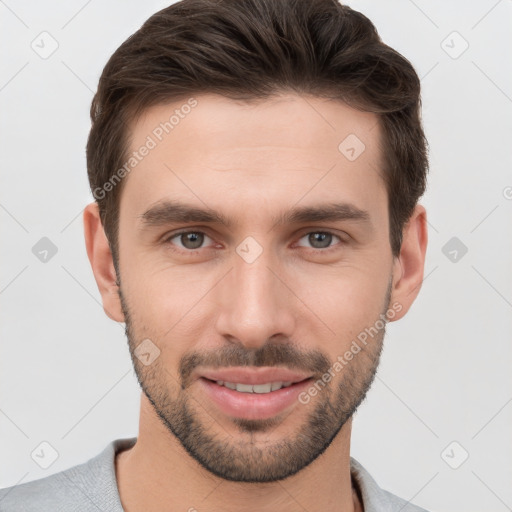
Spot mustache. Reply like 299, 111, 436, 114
179, 340, 331, 388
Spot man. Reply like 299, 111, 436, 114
0, 0, 430, 510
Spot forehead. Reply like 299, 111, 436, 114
120, 92, 385, 222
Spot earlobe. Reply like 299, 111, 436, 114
83, 202, 125, 322
388, 204, 428, 322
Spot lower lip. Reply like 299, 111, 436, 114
198, 377, 313, 420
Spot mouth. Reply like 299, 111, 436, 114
197, 370, 314, 421
202, 378, 308, 394
198, 367, 313, 387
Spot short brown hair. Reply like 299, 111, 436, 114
86, 0, 428, 271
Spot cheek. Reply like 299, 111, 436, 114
295, 268, 389, 340
122, 266, 214, 351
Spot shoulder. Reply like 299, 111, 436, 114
350, 457, 431, 512
380, 489, 430, 512
0, 467, 79, 512
0, 438, 136, 512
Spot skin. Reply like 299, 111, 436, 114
84, 92, 427, 512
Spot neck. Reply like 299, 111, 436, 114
116, 394, 362, 512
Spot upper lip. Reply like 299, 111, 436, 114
198, 367, 313, 385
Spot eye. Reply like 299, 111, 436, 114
295, 231, 345, 251
164, 230, 214, 252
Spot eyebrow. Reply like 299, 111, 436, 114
138, 199, 372, 230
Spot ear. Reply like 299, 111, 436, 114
83, 202, 125, 322
388, 204, 428, 322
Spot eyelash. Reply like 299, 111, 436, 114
162, 229, 347, 255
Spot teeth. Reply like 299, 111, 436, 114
253, 383, 272, 393
214, 381, 294, 393
236, 383, 254, 393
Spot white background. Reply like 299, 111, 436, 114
1, 1, 511, 511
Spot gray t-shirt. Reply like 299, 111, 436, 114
0, 437, 429, 511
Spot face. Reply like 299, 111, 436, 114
116, 93, 397, 482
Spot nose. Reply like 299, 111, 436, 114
214, 245, 297, 350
